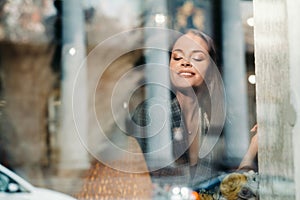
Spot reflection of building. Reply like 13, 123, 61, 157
175, 1, 205, 32
47, 88, 61, 165
168, 0, 212, 35
0, 42, 56, 171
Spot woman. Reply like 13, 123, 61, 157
132, 29, 227, 186
169, 29, 225, 166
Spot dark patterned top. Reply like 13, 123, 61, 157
131, 97, 223, 187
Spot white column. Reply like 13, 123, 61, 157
222, 0, 249, 167
287, 1, 300, 199
59, 0, 89, 170
143, 0, 173, 170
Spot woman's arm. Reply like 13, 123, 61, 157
238, 124, 258, 170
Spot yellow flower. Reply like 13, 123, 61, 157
220, 173, 247, 200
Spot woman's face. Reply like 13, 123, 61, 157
170, 33, 211, 90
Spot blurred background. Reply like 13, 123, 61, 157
0, 0, 256, 198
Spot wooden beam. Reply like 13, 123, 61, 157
254, 0, 295, 199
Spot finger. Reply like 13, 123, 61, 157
250, 124, 258, 132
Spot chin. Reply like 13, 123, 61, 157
171, 76, 204, 90
171, 79, 192, 89
172, 82, 197, 93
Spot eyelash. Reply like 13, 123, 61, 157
192, 58, 204, 61
172, 57, 203, 62
173, 57, 182, 61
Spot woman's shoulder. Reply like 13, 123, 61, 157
132, 97, 180, 127
131, 100, 149, 127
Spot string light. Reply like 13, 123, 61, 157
248, 74, 256, 84
247, 17, 254, 27
154, 13, 166, 24
69, 47, 76, 56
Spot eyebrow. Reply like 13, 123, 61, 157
172, 49, 206, 54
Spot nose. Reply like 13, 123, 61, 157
181, 58, 192, 67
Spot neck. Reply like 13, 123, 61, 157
176, 90, 201, 166
176, 88, 199, 110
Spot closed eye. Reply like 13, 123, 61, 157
173, 56, 183, 61
171, 51, 183, 61
192, 58, 204, 61
191, 54, 206, 62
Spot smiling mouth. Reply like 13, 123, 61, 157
177, 72, 195, 78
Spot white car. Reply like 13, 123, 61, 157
0, 164, 76, 200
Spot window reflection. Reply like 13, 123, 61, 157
0, 0, 265, 199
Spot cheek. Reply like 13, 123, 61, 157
169, 60, 177, 69
193, 61, 210, 76
169, 60, 178, 76
169, 66, 177, 82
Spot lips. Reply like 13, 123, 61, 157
177, 71, 195, 78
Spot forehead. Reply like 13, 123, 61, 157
172, 33, 209, 53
